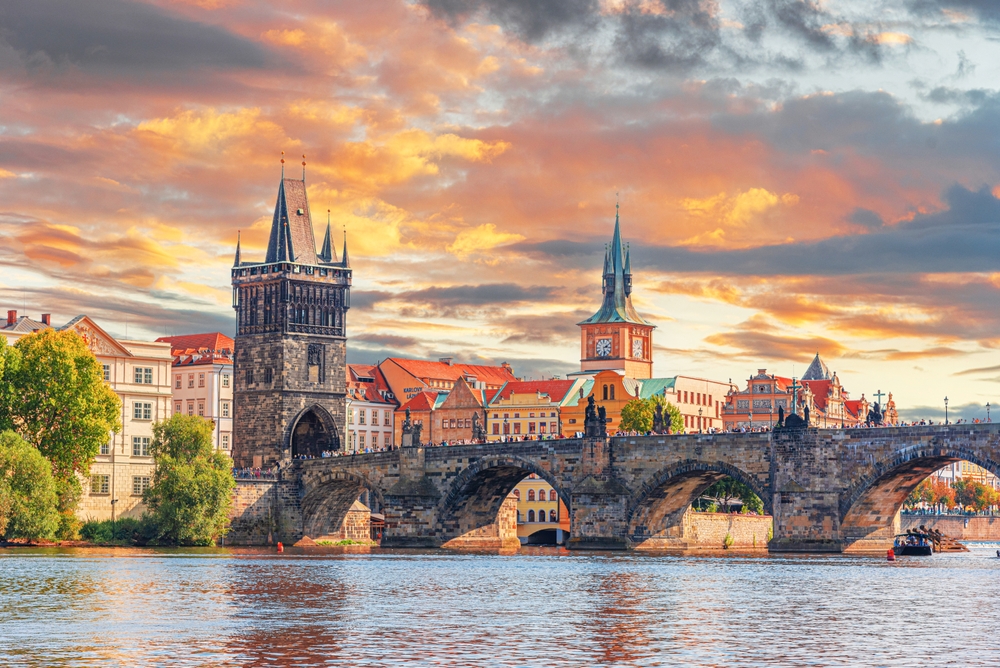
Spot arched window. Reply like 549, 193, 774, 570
527, 510, 535, 522
513, 489, 520, 499
610, 385, 615, 400
528, 489, 535, 501
549, 490, 557, 501
550, 510, 558, 522
602, 385, 608, 400
538, 490, 547, 502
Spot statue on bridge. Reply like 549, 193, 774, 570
803, 405, 810, 427
411, 420, 423, 446
867, 402, 883, 427
653, 403, 665, 433
402, 407, 412, 435
471, 411, 486, 442
777, 405, 785, 428
584, 395, 607, 438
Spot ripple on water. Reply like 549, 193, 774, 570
1, 546, 999, 667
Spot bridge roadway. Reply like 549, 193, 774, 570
248, 423, 1000, 553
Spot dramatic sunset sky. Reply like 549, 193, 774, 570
3, 0, 1000, 418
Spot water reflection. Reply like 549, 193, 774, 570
1, 546, 1000, 666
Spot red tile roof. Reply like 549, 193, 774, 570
802, 380, 833, 410
493, 380, 576, 403
386, 357, 516, 386
398, 391, 439, 412
156, 332, 234, 355
844, 400, 863, 418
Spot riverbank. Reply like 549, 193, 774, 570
902, 515, 1000, 541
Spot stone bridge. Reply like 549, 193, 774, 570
241, 424, 1000, 553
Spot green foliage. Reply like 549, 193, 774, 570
316, 539, 371, 546
905, 479, 935, 508
143, 415, 235, 546
953, 478, 998, 512
767, 525, 773, 542
618, 396, 684, 434
0, 430, 60, 540
80, 517, 147, 544
0, 329, 121, 481
723, 532, 734, 549
703, 476, 764, 514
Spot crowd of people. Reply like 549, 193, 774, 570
232, 466, 278, 479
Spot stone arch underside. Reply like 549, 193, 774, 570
288, 404, 340, 459
436, 455, 570, 549
838, 444, 1000, 552
299, 470, 384, 540
627, 460, 771, 550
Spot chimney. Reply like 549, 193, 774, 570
6, 310, 15, 327
501, 362, 512, 372
41, 314, 51, 326
439, 357, 453, 366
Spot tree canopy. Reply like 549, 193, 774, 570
619, 396, 684, 434
701, 477, 764, 514
143, 414, 235, 546
0, 329, 121, 481
0, 430, 60, 540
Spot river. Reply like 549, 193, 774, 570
2, 545, 999, 667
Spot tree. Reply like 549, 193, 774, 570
144, 414, 235, 545
0, 430, 60, 540
905, 479, 934, 508
953, 479, 996, 512
618, 396, 684, 434
931, 480, 956, 508
0, 329, 121, 481
702, 477, 764, 514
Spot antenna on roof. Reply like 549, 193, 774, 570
280, 151, 285, 179
302, 154, 306, 181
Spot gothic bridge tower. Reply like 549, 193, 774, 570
578, 205, 655, 379
231, 164, 351, 467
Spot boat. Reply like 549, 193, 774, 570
893, 532, 933, 556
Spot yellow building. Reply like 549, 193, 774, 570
512, 474, 569, 545
486, 379, 587, 441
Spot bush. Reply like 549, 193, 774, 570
80, 517, 147, 544
0, 430, 60, 540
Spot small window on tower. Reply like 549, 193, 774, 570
297, 208, 304, 215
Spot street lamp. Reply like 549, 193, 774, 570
988, 402, 991, 423
698, 407, 704, 433
944, 396, 949, 425
503, 416, 509, 442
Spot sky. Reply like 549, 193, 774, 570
3, 0, 1000, 420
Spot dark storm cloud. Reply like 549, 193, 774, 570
613, 2, 720, 70
908, 0, 1000, 23
0, 0, 269, 76
422, 0, 599, 42
400, 283, 557, 307
767, 0, 836, 51
351, 290, 394, 310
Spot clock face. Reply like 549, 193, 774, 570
596, 338, 612, 357
632, 338, 643, 358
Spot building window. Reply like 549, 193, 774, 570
132, 476, 151, 496
188, 374, 195, 388
359, 410, 366, 425
349, 409, 354, 424
222, 374, 230, 388
550, 490, 558, 501
100, 442, 110, 456
133, 402, 152, 420
175, 375, 181, 389
187, 401, 194, 416
610, 385, 615, 400
737, 400, 749, 410
464, 418, 471, 428
492, 423, 500, 435
513, 423, 521, 435
103, 365, 111, 382
359, 433, 366, 449
450, 419, 456, 428
221, 433, 230, 449
132, 436, 150, 457
264, 368, 273, 384
514, 413, 520, 419
384, 412, 391, 426
198, 373, 205, 388
134, 367, 153, 384
371, 409, 379, 426
221, 401, 230, 418
245, 369, 253, 384
198, 401, 205, 417
441, 419, 447, 429
513, 489, 520, 499
550, 510, 558, 522
91, 474, 110, 495
529, 422, 536, 434
539, 423, 547, 434
602, 385, 608, 400
529, 412, 535, 418
527, 510, 535, 522
528, 489, 535, 501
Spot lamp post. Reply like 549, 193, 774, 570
503, 416, 509, 442
988, 402, 991, 423
944, 396, 949, 425
698, 407, 704, 433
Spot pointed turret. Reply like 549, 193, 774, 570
624, 243, 632, 297
578, 204, 650, 326
233, 230, 242, 267
265, 178, 320, 265
801, 353, 832, 381
341, 230, 350, 268
319, 210, 337, 263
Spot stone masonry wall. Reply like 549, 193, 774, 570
682, 512, 772, 550
441, 494, 519, 549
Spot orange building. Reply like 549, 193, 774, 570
434, 377, 497, 444
486, 379, 586, 440
378, 356, 516, 403
577, 206, 655, 380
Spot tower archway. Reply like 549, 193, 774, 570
289, 405, 340, 458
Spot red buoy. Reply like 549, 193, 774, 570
887, 548, 895, 561
277, 542, 284, 553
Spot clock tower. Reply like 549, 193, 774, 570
578, 205, 655, 379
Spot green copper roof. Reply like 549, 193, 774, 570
637, 377, 677, 399
578, 207, 652, 327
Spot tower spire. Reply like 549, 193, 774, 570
319, 209, 336, 263
302, 154, 306, 181
342, 226, 350, 268
233, 230, 241, 267
280, 151, 285, 179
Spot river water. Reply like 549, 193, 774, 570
2, 545, 999, 667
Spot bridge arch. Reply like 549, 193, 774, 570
299, 467, 385, 540
627, 460, 771, 548
287, 404, 341, 459
839, 442, 1000, 550
437, 455, 570, 547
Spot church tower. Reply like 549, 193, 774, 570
578, 205, 655, 379
231, 161, 351, 467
